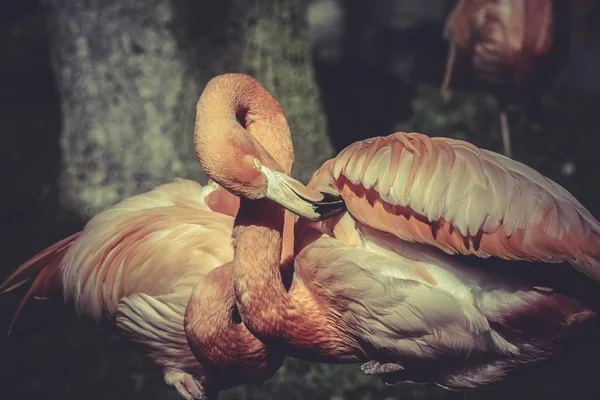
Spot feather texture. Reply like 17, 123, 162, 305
273, 130, 600, 388
324, 132, 600, 282
1, 179, 236, 400
296, 234, 520, 361
60, 180, 233, 321
293, 211, 596, 389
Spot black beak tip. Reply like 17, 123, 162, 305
320, 192, 344, 203
310, 192, 346, 221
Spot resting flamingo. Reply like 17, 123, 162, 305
1, 179, 242, 400
194, 74, 600, 391
0, 74, 339, 400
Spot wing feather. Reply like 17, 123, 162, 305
60, 179, 234, 321
324, 132, 600, 281
116, 292, 203, 374
296, 235, 518, 360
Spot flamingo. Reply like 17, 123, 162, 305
0, 74, 341, 400
194, 75, 600, 392
440, 0, 567, 158
1, 179, 258, 400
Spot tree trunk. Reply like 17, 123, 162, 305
236, 0, 336, 183
45, 0, 334, 218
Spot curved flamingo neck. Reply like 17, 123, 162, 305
194, 73, 293, 175
195, 74, 356, 361
195, 74, 297, 267
232, 198, 287, 303
231, 196, 301, 331
184, 263, 282, 389
232, 199, 359, 362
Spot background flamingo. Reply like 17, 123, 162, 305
194, 74, 600, 392
440, 0, 569, 158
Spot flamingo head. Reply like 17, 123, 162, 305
259, 161, 346, 222
194, 73, 346, 222
197, 123, 344, 221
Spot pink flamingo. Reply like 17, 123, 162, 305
194, 75, 600, 392
2, 179, 243, 400
441, 0, 560, 158
1, 74, 336, 400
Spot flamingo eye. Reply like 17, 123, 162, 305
253, 159, 262, 169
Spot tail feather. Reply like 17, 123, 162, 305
0, 232, 81, 334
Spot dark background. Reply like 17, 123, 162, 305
2, 0, 600, 399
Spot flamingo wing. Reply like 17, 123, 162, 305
116, 291, 208, 399
60, 178, 234, 321
2, 178, 234, 400
294, 234, 518, 363
318, 132, 600, 281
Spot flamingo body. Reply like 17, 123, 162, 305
1, 177, 284, 399
288, 132, 600, 387
192, 74, 600, 392
293, 212, 595, 388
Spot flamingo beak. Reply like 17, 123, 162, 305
261, 166, 346, 221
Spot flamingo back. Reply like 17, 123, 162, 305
295, 214, 596, 389
314, 132, 600, 282
2, 178, 236, 399
60, 178, 234, 321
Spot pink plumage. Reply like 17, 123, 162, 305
324, 132, 600, 281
